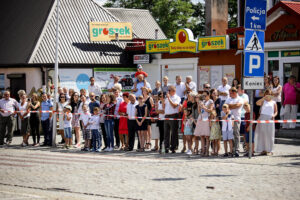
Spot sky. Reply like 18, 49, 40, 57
95, 0, 205, 6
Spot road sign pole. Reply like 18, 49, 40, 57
249, 91, 253, 159
52, 0, 60, 147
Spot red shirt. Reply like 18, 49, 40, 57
245, 112, 256, 132
135, 71, 148, 78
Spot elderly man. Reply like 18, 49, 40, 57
40, 93, 53, 146
131, 74, 151, 98
175, 75, 186, 103
164, 85, 181, 153
127, 94, 139, 151
217, 77, 231, 108
184, 76, 197, 94
162, 76, 170, 93
88, 77, 102, 99
225, 87, 244, 157
107, 75, 122, 92
0, 91, 18, 145
282, 75, 300, 129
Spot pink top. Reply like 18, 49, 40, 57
282, 82, 300, 105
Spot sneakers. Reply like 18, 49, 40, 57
108, 147, 114, 152
104, 147, 113, 152
33, 143, 40, 147
96, 148, 102, 152
186, 150, 192, 155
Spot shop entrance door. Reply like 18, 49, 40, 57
283, 62, 300, 83
7, 74, 26, 102
283, 61, 300, 118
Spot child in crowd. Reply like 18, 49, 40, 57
183, 109, 193, 155
135, 95, 148, 152
63, 105, 73, 149
133, 64, 147, 89
244, 103, 256, 157
209, 110, 222, 156
80, 104, 92, 151
89, 107, 102, 152
221, 104, 234, 157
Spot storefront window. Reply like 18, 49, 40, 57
268, 60, 279, 77
0, 74, 4, 93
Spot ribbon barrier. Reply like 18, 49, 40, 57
1, 110, 300, 124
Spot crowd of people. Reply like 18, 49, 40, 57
0, 65, 299, 157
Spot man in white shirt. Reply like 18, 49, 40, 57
88, 77, 102, 99
184, 76, 197, 94
107, 76, 122, 92
131, 74, 151, 98
175, 75, 186, 103
217, 77, 231, 108
0, 91, 18, 145
225, 87, 244, 157
127, 94, 138, 151
164, 85, 181, 153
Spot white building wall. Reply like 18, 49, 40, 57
0, 68, 42, 93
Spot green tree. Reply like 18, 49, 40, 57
228, 0, 237, 28
104, 0, 196, 38
190, 2, 205, 37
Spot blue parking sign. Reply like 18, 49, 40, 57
244, 52, 264, 77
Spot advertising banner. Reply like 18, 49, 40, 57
89, 22, 132, 41
169, 29, 197, 54
94, 68, 136, 91
59, 69, 92, 93
146, 39, 170, 53
198, 36, 229, 51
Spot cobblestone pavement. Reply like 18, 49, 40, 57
0, 136, 299, 200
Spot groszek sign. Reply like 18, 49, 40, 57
146, 39, 170, 53
169, 29, 197, 54
89, 22, 132, 41
197, 36, 229, 51
243, 77, 264, 90
133, 54, 150, 64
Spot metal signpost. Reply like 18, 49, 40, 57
52, 0, 60, 147
244, 0, 267, 158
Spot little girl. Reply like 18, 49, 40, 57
63, 105, 73, 149
183, 109, 193, 155
135, 95, 148, 152
209, 110, 222, 156
221, 104, 234, 157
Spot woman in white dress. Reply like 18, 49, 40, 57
255, 89, 278, 155
57, 94, 68, 144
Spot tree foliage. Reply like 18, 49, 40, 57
104, 0, 198, 38
104, 0, 236, 38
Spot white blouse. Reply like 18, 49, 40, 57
261, 100, 276, 116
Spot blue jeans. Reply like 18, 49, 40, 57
64, 127, 72, 139
91, 129, 102, 150
105, 119, 114, 148
41, 119, 52, 145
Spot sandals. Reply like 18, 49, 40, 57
145, 143, 151, 149
151, 147, 159, 152
181, 147, 186, 153
136, 148, 145, 152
